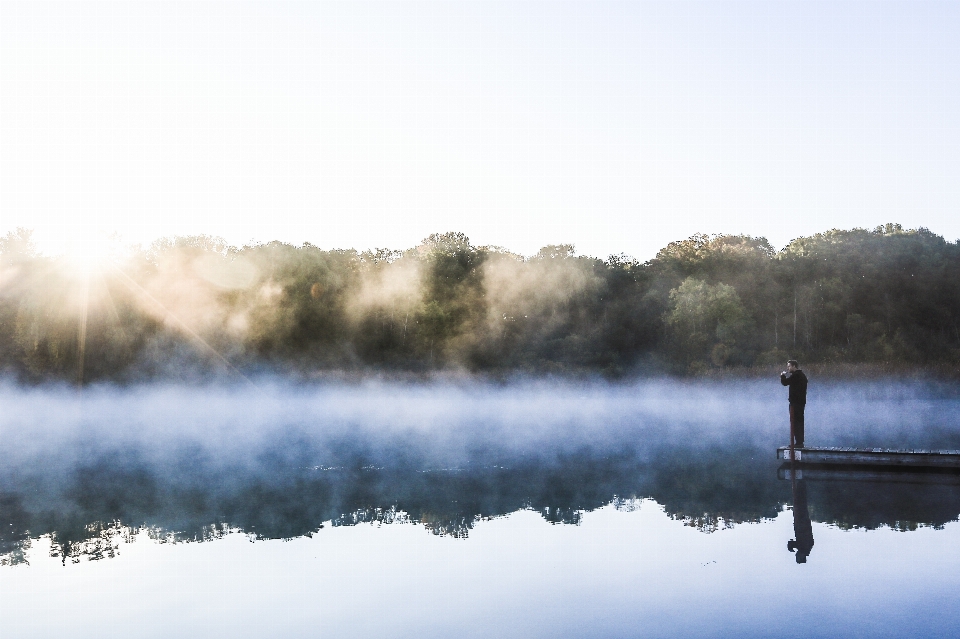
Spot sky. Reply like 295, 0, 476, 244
1, 1, 958, 261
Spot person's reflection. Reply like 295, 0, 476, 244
787, 475, 814, 563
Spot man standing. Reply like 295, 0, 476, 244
780, 360, 808, 447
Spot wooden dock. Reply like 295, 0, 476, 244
777, 446, 960, 468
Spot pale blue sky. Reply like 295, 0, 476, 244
1, 1, 958, 260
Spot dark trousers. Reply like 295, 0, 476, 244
790, 403, 806, 447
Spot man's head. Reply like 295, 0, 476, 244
787, 360, 799, 372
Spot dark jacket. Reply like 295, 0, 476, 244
780, 370, 808, 405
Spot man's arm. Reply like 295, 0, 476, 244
780, 372, 791, 386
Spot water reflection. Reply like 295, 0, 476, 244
2, 379, 959, 566
787, 477, 814, 563
778, 463, 960, 531
6, 441, 960, 566
0, 444, 783, 564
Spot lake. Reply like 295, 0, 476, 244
2, 378, 960, 638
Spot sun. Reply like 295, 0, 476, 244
58, 230, 119, 280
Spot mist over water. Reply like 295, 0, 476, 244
4, 376, 959, 467
2, 376, 960, 565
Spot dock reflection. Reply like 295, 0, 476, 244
778, 463, 960, 485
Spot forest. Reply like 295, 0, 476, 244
1, 223, 958, 382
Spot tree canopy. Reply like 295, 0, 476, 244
1, 224, 958, 381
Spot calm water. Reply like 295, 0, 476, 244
2, 378, 960, 638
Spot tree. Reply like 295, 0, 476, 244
666, 278, 750, 368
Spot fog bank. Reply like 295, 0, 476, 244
2, 378, 960, 564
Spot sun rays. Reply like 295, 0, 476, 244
33, 231, 256, 389
53, 231, 117, 386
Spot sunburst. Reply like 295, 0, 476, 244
58, 230, 118, 282
51, 230, 123, 385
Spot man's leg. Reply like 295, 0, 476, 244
789, 404, 796, 447
794, 403, 805, 447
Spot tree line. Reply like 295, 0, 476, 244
1, 223, 958, 382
